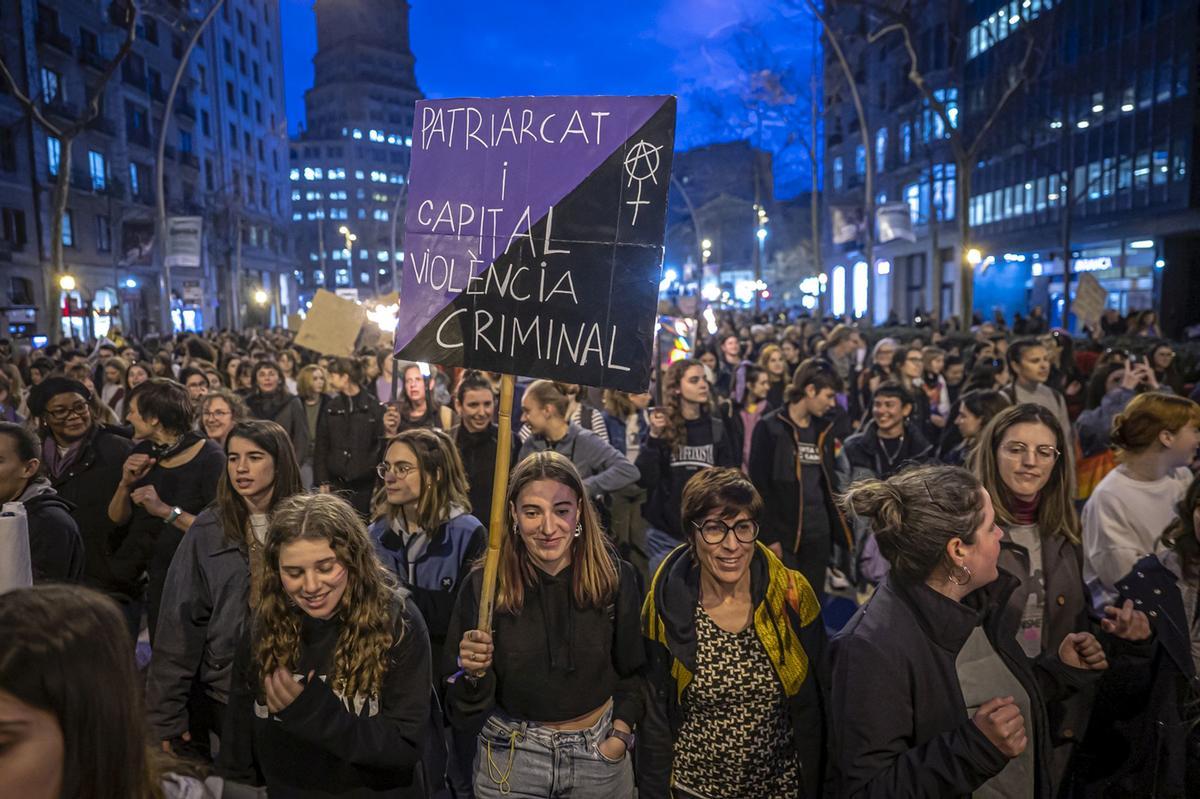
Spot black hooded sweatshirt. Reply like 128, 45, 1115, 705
17, 478, 84, 583
635, 413, 738, 540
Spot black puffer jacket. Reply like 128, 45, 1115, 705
313, 390, 385, 485
44, 425, 136, 598
19, 478, 84, 583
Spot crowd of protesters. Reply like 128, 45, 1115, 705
0, 302, 1197, 798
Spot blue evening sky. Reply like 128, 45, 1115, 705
279, 0, 817, 195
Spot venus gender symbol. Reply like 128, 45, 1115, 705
623, 140, 663, 226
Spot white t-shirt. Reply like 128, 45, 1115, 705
1082, 464, 1193, 607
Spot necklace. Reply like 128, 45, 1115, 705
879, 435, 905, 469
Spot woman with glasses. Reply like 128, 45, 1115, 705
972, 404, 1152, 785
147, 420, 304, 762
447, 451, 644, 799
26, 377, 138, 630
892, 343, 933, 437
200, 389, 251, 449
371, 428, 485, 659
1148, 342, 1185, 396
640, 467, 829, 799
371, 427, 486, 797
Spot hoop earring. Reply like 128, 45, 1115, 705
574, 523, 583, 539
948, 562, 972, 586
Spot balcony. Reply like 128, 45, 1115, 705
121, 61, 145, 90
149, 83, 168, 104
35, 22, 73, 55
87, 115, 117, 136
175, 99, 196, 119
181, 152, 199, 169
78, 48, 107, 72
163, 144, 177, 161
102, 177, 126, 199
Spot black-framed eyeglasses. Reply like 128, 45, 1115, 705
45, 402, 90, 421
693, 518, 760, 544
376, 462, 418, 480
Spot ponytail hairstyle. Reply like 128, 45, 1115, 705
255, 493, 399, 700
455, 369, 494, 405
971, 403, 1079, 543
1110, 392, 1200, 459
524, 379, 572, 419
840, 464, 987, 582
493, 451, 617, 614
374, 427, 472, 529
662, 358, 710, 451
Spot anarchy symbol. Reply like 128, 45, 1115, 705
623, 140, 662, 226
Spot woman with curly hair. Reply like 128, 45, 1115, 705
447, 451, 645, 798
218, 492, 433, 797
636, 359, 738, 576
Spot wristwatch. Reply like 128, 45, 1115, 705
606, 727, 635, 751
163, 506, 183, 525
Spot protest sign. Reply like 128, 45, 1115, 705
1072, 272, 1107, 328
295, 289, 366, 357
394, 95, 677, 392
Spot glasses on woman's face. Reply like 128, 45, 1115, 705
376, 462, 418, 480
999, 442, 1060, 462
694, 518, 760, 545
202, 409, 231, 420
45, 402, 90, 422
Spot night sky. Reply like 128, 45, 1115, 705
279, 0, 817, 195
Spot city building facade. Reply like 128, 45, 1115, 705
821, 0, 1200, 336
288, 0, 422, 308
0, 0, 294, 342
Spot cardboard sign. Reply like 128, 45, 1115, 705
393, 95, 677, 392
1073, 272, 1107, 327
295, 289, 366, 357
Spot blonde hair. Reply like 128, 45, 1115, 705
296, 364, 327, 401
524, 380, 572, 418
374, 428, 472, 530
255, 494, 400, 699
493, 451, 618, 614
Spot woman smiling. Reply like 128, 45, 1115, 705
219, 492, 433, 797
446, 451, 644, 798
146, 420, 304, 762
639, 467, 829, 799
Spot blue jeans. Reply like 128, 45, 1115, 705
646, 526, 684, 579
473, 706, 633, 798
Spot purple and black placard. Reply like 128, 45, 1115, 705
394, 95, 676, 392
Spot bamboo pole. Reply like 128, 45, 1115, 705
476, 373, 515, 631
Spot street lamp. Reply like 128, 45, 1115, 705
966, 248, 983, 266
58, 274, 77, 291
253, 289, 269, 306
